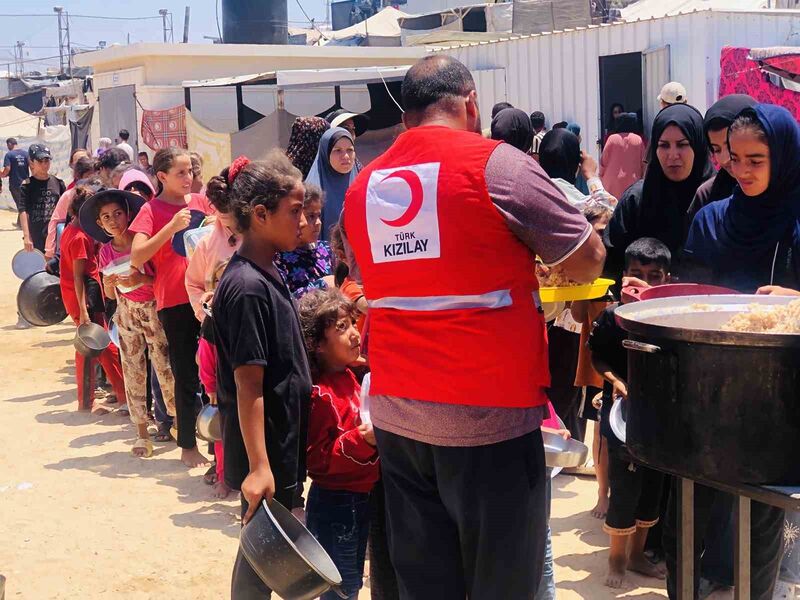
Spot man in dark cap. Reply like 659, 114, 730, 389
19, 144, 65, 253
343, 54, 605, 598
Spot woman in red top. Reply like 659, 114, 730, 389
59, 182, 126, 410
130, 148, 210, 468
299, 288, 378, 600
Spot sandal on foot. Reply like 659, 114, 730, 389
153, 424, 173, 443
203, 465, 218, 486
117, 404, 130, 416
132, 438, 153, 458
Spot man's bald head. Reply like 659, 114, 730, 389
402, 55, 476, 115
401, 55, 480, 131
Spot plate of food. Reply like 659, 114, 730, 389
538, 276, 615, 303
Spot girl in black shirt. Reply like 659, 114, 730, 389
209, 152, 312, 599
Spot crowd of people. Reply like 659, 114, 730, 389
3, 54, 800, 600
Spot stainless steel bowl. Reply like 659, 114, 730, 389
196, 404, 222, 443
609, 397, 627, 444
543, 431, 589, 468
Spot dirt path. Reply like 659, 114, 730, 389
0, 208, 717, 599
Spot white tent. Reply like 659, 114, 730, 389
320, 7, 408, 47
621, 0, 766, 21
0, 105, 41, 139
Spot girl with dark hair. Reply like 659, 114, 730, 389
185, 162, 241, 323
274, 183, 333, 298
209, 151, 311, 598
130, 147, 211, 468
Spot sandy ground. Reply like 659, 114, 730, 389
0, 208, 725, 599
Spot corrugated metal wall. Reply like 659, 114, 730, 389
438, 10, 800, 154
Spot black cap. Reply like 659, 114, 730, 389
28, 144, 51, 160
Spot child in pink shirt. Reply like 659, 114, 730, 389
79, 186, 177, 457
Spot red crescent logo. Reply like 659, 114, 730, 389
379, 169, 424, 227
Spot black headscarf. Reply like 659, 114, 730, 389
538, 129, 581, 185
606, 103, 714, 260
615, 112, 639, 134
703, 94, 757, 202
685, 104, 800, 292
490, 108, 534, 154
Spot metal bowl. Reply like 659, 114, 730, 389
239, 499, 345, 600
196, 404, 222, 443
609, 397, 627, 444
12, 249, 46, 280
543, 431, 589, 468
73, 323, 111, 358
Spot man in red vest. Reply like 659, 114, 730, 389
344, 55, 606, 598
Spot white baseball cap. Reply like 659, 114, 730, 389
657, 82, 688, 105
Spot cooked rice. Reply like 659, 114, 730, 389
537, 268, 582, 288
722, 299, 800, 333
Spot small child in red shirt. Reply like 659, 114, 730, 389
298, 288, 379, 600
59, 182, 126, 410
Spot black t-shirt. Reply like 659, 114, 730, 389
20, 175, 65, 223
212, 253, 312, 492
587, 304, 627, 448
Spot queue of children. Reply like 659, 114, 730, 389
24, 77, 800, 600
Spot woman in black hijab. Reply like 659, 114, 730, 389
490, 107, 534, 154
604, 103, 714, 276
539, 128, 582, 184
687, 94, 756, 223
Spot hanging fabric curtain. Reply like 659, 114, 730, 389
140, 104, 188, 151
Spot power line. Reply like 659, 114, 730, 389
69, 14, 162, 21
0, 12, 161, 21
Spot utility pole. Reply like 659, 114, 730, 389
183, 6, 190, 43
15, 41, 25, 77
53, 6, 72, 77
159, 9, 174, 43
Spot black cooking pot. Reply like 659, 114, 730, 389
16, 271, 67, 327
239, 499, 345, 600
616, 295, 800, 485
74, 323, 111, 358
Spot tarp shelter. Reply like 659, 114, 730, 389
183, 65, 409, 135
0, 89, 45, 114
0, 105, 42, 139
621, 0, 766, 20
719, 46, 800, 121
398, 3, 513, 45
320, 7, 408, 46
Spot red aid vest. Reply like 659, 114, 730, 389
344, 126, 549, 409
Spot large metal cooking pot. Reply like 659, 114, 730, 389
239, 499, 346, 600
16, 271, 67, 327
616, 294, 800, 485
